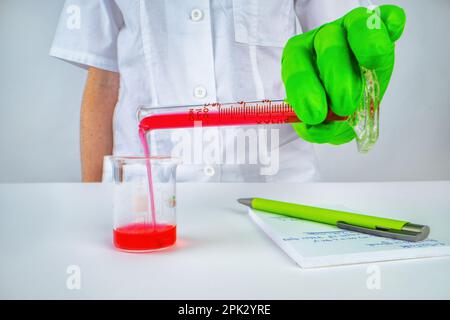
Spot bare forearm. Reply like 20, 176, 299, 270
80, 67, 119, 182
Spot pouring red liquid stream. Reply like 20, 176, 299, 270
114, 101, 345, 251
139, 128, 157, 228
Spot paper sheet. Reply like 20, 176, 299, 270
249, 208, 450, 268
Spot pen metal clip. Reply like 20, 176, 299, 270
337, 222, 430, 242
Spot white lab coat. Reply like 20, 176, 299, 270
50, 0, 360, 182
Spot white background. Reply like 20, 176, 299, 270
0, 0, 449, 182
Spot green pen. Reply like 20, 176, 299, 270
238, 198, 430, 242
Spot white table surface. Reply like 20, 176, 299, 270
0, 181, 449, 299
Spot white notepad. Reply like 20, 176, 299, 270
249, 208, 450, 268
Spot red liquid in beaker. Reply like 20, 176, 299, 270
113, 223, 176, 251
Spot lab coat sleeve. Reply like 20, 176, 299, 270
49, 0, 123, 72
294, 0, 362, 32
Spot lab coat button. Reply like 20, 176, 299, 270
194, 86, 207, 98
190, 9, 204, 22
203, 166, 215, 176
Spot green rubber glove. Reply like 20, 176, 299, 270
281, 5, 406, 145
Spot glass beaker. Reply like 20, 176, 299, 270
111, 156, 180, 252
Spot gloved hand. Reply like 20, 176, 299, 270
282, 5, 406, 145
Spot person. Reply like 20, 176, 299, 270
50, 0, 405, 182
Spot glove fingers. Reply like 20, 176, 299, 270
282, 32, 328, 125
379, 5, 406, 42
343, 7, 394, 70
292, 122, 355, 145
314, 23, 363, 117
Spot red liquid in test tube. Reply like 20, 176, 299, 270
138, 100, 345, 132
